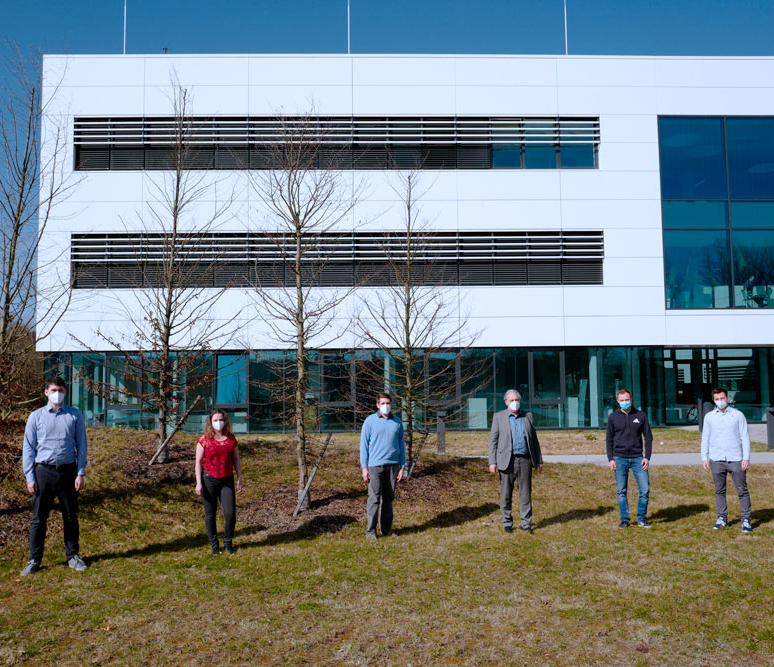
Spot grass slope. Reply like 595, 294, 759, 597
1, 428, 773, 666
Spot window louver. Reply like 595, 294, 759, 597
71, 230, 604, 289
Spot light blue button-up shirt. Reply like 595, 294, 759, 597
509, 412, 528, 456
22, 404, 88, 483
701, 406, 751, 463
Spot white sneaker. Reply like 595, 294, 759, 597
713, 517, 727, 530
68, 555, 88, 572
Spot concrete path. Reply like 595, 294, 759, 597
678, 422, 769, 444
543, 452, 774, 466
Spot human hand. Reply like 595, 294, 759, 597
489, 465, 497, 474
741, 459, 750, 472
74, 475, 85, 492
642, 458, 649, 471
195, 483, 203, 496
237, 478, 245, 493
537, 464, 543, 474
397, 467, 404, 483
361, 468, 369, 482
27, 481, 38, 496
702, 460, 710, 472
609, 460, 617, 471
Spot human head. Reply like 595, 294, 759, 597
44, 377, 67, 405
375, 392, 392, 408
711, 387, 728, 402
617, 389, 632, 403
205, 409, 234, 438
503, 389, 521, 408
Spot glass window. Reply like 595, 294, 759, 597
732, 229, 774, 309
524, 146, 557, 169
658, 117, 727, 199
531, 350, 562, 400
662, 201, 728, 228
559, 145, 595, 168
216, 354, 246, 405
492, 145, 522, 168
730, 201, 774, 228
727, 118, 774, 199
664, 230, 731, 308
564, 348, 592, 427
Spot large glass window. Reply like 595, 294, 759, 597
216, 354, 246, 405
559, 145, 595, 168
664, 230, 731, 308
662, 201, 727, 228
730, 201, 774, 228
727, 118, 774, 199
524, 146, 557, 169
658, 117, 727, 199
732, 229, 774, 309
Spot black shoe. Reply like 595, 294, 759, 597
211, 545, 221, 555
224, 545, 236, 555
637, 519, 652, 529
503, 526, 513, 533
618, 521, 629, 529
521, 526, 534, 534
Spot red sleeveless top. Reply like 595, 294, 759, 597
198, 435, 237, 478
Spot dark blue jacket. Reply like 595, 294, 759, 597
606, 407, 653, 460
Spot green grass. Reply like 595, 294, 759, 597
1, 428, 773, 665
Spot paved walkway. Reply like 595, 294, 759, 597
678, 422, 769, 444
543, 452, 774, 466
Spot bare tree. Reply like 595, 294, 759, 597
0, 44, 78, 422
73, 81, 240, 460
246, 111, 363, 510
355, 169, 483, 478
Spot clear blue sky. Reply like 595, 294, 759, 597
2, 0, 774, 57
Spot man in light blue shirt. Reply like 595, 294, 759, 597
20, 377, 89, 575
360, 392, 405, 539
700, 387, 752, 533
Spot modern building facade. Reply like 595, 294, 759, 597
40, 54, 774, 432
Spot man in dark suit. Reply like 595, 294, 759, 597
488, 389, 543, 533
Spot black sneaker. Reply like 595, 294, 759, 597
211, 545, 221, 555
20, 559, 40, 576
521, 526, 534, 535
224, 545, 236, 555
618, 521, 629, 529
503, 526, 513, 533
637, 519, 652, 529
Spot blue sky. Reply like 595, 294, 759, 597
2, 0, 774, 57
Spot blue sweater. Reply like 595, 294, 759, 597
360, 413, 406, 468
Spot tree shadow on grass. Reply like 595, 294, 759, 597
87, 515, 356, 562
395, 502, 499, 536
649, 503, 709, 524
535, 505, 614, 529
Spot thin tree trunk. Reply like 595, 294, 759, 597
295, 229, 309, 509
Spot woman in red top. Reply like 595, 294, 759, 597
195, 410, 244, 555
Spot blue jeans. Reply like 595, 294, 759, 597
614, 456, 649, 522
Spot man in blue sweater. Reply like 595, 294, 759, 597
360, 392, 405, 539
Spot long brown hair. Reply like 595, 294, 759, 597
205, 409, 235, 439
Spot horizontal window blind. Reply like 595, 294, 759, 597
73, 115, 599, 171
72, 230, 604, 288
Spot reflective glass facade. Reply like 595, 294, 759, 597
660, 116, 774, 309
46, 346, 774, 432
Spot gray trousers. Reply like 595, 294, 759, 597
710, 460, 752, 521
367, 464, 399, 535
499, 454, 533, 529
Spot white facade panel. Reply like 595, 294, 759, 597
248, 85, 353, 114
598, 142, 660, 172
665, 313, 774, 347
143, 56, 249, 87
454, 57, 557, 86
600, 114, 659, 144
47, 55, 145, 88
466, 286, 564, 318
353, 85, 456, 114
557, 58, 656, 88
557, 86, 657, 116
654, 58, 774, 88
559, 170, 660, 201
565, 316, 666, 347
457, 171, 561, 201
561, 199, 662, 230
249, 56, 352, 86
604, 228, 663, 259
144, 85, 249, 115
455, 86, 559, 115
472, 317, 565, 348
458, 200, 562, 230
562, 286, 665, 317
604, 258, 664, 288
352, 57, 456, 86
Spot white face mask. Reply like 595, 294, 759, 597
48, 391, 64, 405
212, 420, 225, 431
379, 403, 391, 416
509, 400, 520, 412
715, 400, 728, 410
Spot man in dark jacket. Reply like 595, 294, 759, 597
606, 389, 653, 529
488, 389, 543, 534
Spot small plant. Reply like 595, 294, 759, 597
585, 433, 597, 441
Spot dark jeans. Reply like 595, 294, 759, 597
201, 472, 236, 549
499, 454, 533, 529
29, 463, 80, 562
614, 456, 650, 522
366, 464, 399, 535
710, 460, 752, 521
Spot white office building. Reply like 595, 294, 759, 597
39, 53, 774, 431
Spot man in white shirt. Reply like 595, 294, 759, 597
700, 387, 752, 534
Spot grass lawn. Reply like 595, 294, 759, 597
1, 427, 773, 665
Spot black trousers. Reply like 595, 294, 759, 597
30, 463, 80, 562
201, 472, 236, 548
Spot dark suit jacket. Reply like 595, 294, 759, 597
488, 409, 542, 470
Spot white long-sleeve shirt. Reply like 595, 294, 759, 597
701, 406, 751, 462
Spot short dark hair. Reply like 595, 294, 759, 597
711, 387, 728, 399
45, 376, 66, 391
617, 388, 632, 399
376, 392, 392, 403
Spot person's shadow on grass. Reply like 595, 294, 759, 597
649, 503, 709, 524
535, 505, 614, 529
751, 507, 774, 529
